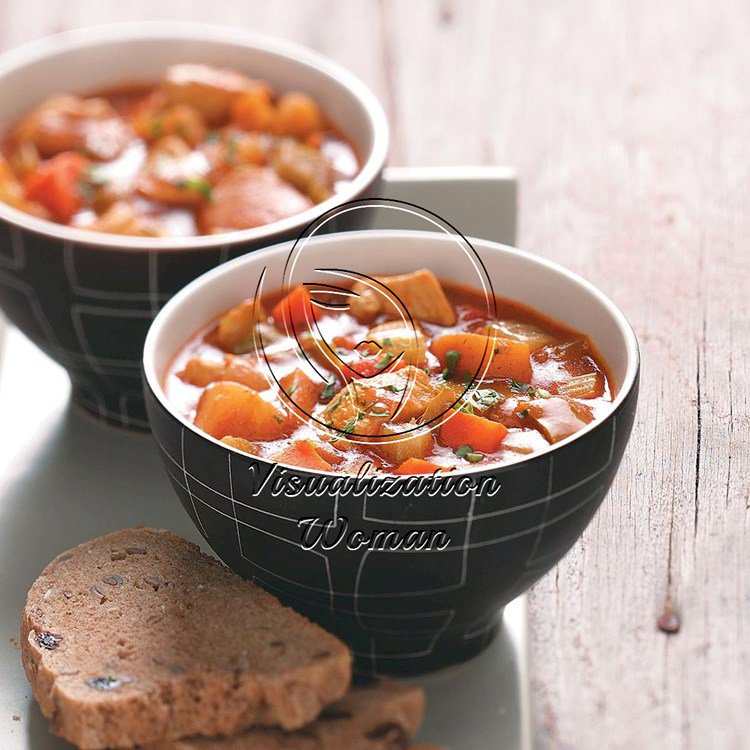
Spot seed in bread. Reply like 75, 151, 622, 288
147, 680, 426, 749
21, 528, 352, 750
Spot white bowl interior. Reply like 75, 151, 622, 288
0, 23, 388, 249
145, 231, 638, 451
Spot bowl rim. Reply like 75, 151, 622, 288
0, 21, 389, 252
143, 229, 640, 477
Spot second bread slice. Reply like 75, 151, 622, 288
22, 528, 351, 750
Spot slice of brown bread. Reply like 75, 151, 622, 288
21, 528, 351, 750
147, 680, 426, 749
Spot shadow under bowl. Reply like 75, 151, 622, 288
143, 230, 639, 674
0, 23, 387, 429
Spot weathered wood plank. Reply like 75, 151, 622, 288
0, 1, 746, 747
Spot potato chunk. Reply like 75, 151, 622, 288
194, 381, 286, 441
216, 297, 267, 353
322, 366, 435, 436
349, 269, 456, 326
374, 422, 434, 465
198, 167, 312, 232
163, 64, 267, 125
483, 320, 554, 352
366, 321, 427, 367
179, 354, 268, 391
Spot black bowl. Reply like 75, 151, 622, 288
0, 23, 387, 429
143, 231, 639, 674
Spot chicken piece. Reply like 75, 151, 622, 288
194, 381, 286, 441
163, 64, 268, 125
178, 354, 268, 391
216, 297, 268, 353
322, 366, 435, 436
374, 422, 434, 465
198, 166, 312, 232
13, 95, 130, 160
136, 135, 212, 206
273, 138, 333, 203
366, 320, 427, 367
86, 201, 161, 236
349, 269, 456, 326
517, 396, 594, 444
0, 156, 49, 218
133, 103, 207, 147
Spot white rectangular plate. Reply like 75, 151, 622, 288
0, 167, 529, 750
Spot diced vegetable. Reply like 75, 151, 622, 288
274, 92, 325, 138
220, 436, 261, 455
163, 64, 268, 125
350, 269, 457, 326
374, 423, 434, 465
279, 368, 323, 414
194, 382, 286, 441
483, 320, 555, 351
216, 298, 267, 353
230, 88, 276, 132
133, 104, 207, 147
272, 285, 315, 329
179, 354, 268, 391
24, 151, 89, 221
431, 332, 532, 383
366, 321, 427, 367
517, 396, 594, 443
273, 139, 333, 203
438, 409, 509, 453
270, 440, 332, 471
395, 458, 444, 475
557, 372, 605, 399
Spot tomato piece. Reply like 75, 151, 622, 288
24, 151, 89, 221
272, 285, 314, 330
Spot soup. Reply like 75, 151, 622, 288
0, 64, 360, 237
164, 268, 615, 475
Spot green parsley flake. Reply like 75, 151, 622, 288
444, 350, 461, 378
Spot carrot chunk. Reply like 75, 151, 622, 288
24, 151, 88, 221
438, 409, 509, 453
431, 332, 531, 383
194, 381, 286, 441
271, 440, 332, 471
271, 285, 314, 330
395, 457, 444, 475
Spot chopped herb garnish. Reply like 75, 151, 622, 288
454, 444, 474, 458
328, 395, 342, 413
382, 337, 393, 346
465, 452, 485, 463
384, 384, 405, 393
374, 353, 394, 371
444, 350, 461, 378
457, 401, 475, 414
206, 130, 220, 143
149, 118, 163, 138
516, 409, 530, 419
175, 176, 212, 200
509, 379, 529, 394
273, 414, 285, 423
321, 381, 336, 400
287, 383, 298, 396
463, 371, 472, 387
341, 417, 358, 434
473, 388, 503, 408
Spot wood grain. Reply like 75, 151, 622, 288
1, 1, 747, 747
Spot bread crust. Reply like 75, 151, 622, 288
21, 528, 351, 749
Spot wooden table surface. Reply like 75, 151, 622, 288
1, 2, 747, 748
